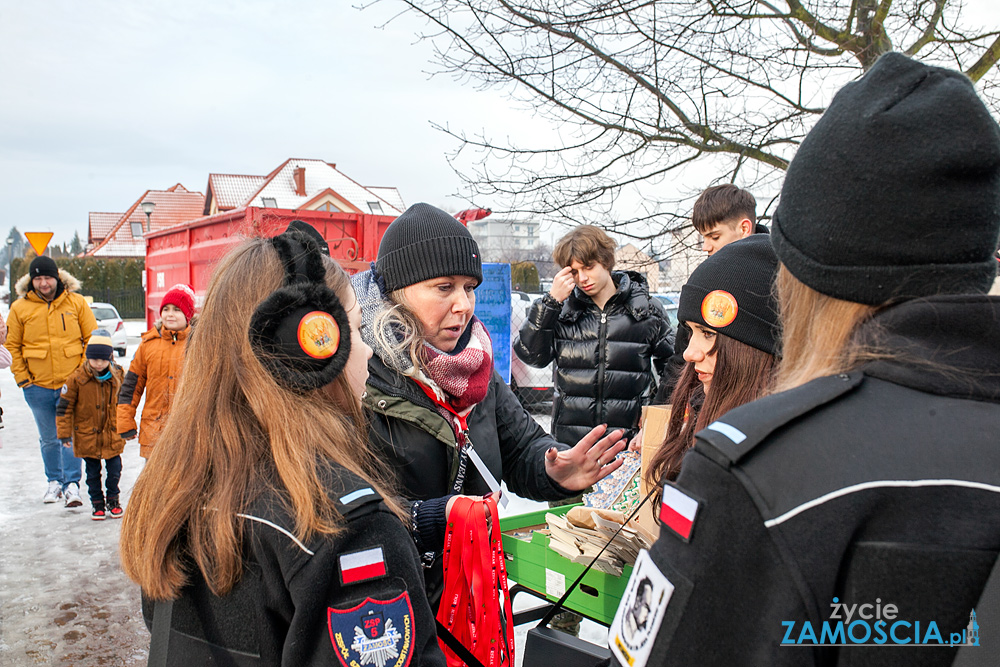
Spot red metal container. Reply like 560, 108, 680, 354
143, 207, 396, 327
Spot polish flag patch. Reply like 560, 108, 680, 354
660, 484, 700, 542
339, 547, 387, 585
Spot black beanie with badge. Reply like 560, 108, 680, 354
29, 256, 59, 281
375, 203, 482, 292
771, 52, 1000, 305
677, 235, 780, 356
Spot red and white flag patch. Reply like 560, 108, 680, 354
660, 484, 699, 541
340, 547, 387, 585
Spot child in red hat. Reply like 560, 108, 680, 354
117, 284, 194, 459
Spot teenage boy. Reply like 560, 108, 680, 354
653, 184, 769, 403
693, 184, 767, 255
515, 225, 674, 447
514, 225, 674, 635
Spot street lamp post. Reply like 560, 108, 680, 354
6, 237, 13, 302
140, 201, 156, 233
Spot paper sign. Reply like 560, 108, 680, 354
473, 263, 512, 384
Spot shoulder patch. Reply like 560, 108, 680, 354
695, 371, 864, 465
328, 592, 414, 667
339, 546, 387, 585
608, 550, 673, 667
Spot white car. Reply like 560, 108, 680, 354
89, 302, 128, 357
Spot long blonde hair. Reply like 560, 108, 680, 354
120, 238, 400, 599
773, 265, 879, 392
374, 288, 430, 373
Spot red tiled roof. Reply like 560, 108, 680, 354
205, 173, 266, 213
88, 212, 123, 246
87, 186, 205, 258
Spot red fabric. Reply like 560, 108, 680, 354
422, 318, 493, 412
437, 496, 515, 667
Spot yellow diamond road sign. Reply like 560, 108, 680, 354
25, 232, 54, 258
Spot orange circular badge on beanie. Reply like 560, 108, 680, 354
297, 311, 340, 359
701, 290, 738, 328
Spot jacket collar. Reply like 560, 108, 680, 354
366, 354, 437, 413
559, 271, 652, 322
860, 295, 1000, 402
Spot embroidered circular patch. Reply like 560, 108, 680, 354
297, 311, 340, 359
701, 290, 738, 328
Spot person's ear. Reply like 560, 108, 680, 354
740, 218, 753, 237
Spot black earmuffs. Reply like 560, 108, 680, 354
248, 228, 351, 393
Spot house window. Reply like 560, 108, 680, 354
317, 202, 339, 212
261, 197, 277, 208
514, 225, 520, 231
367, 201, 384, 214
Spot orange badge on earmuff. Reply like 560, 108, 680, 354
297, 311, 340, 359
701, 290, 738, 328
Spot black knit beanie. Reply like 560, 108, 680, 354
677, 235, 780, 356
772, 52, 1000, 305
29, 256, 59, 280
375, 203, 482, 292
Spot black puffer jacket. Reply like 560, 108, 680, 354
514, 271, 674, 445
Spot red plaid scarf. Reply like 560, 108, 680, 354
421, 317, 494, 413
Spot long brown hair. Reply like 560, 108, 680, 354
120, 238, 400, 600
645, 332, 775, 491
773, 265, 878, 392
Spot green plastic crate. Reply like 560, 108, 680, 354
500, 504, 632, 625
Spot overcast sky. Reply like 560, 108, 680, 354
2, 1, 999, 248
0, 0, 554, 246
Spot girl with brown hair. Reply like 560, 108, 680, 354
644, 234, 779, 488
119, 226, 445, 666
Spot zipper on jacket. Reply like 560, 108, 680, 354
61, 313, 66, 330
597, 310, 608, 423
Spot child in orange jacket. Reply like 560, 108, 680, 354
56, 330, 125, 519
117, 284, 194, 459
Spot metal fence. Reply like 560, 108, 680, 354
80, 287, 145, 319
509, 292, 555, 412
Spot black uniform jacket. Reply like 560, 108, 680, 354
365, 355, 577, 604
143, 465, 445, 667
514, 271, 674, 445
622, 295, 1000, 667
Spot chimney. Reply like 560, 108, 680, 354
293, 167, 306, 196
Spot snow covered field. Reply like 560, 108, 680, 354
0, 318, 604, 665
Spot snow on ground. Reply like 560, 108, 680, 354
0, 317, 606, 665
0, 318, 148, 665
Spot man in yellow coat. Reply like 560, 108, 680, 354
6, 256, 97, 506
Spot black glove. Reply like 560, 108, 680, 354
120, 429, 137, 440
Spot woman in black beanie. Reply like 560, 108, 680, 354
352, 202, 627, 609
643, 234, 779, 489
608, 52, 1000, 667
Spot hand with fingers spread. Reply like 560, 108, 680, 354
544, 424, 627, 492
549, 266, 576, 303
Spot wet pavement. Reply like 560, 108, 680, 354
0, 322, 148, 665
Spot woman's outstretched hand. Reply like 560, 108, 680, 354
544, 424, 627, 492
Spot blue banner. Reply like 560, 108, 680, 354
475, 263, 512, 384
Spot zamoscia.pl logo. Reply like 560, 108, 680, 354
781, 598, 980, 647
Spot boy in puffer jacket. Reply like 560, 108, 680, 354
56, 330, 125, 519
117, 284, 194, 459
